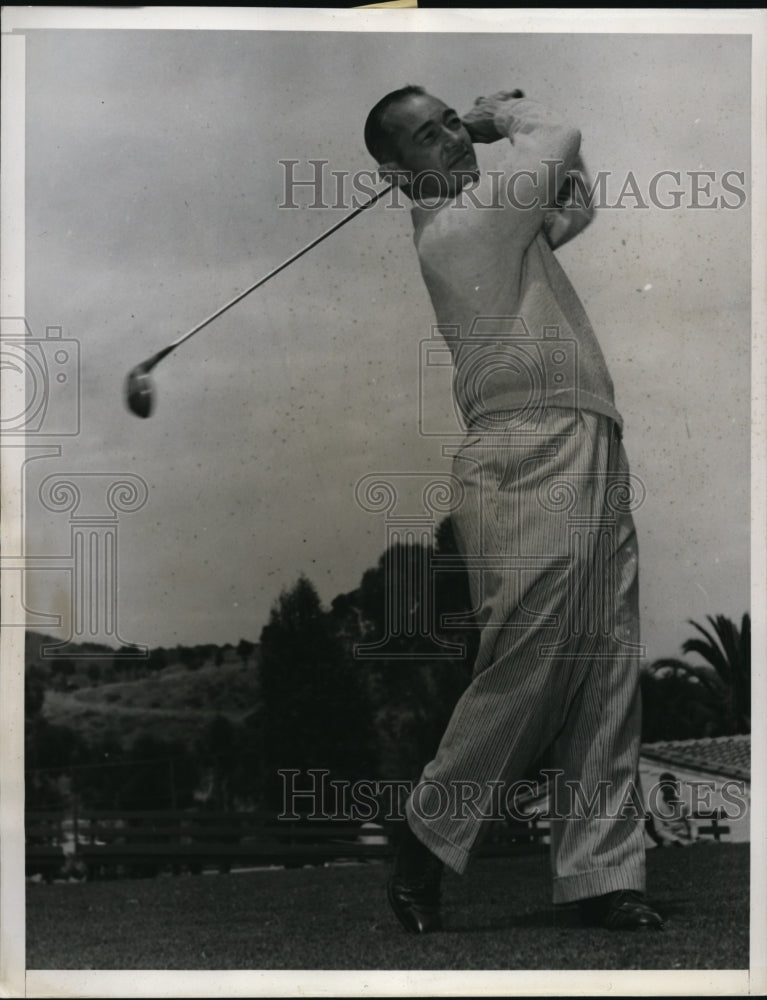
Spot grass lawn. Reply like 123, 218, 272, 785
26, 842, 748, 970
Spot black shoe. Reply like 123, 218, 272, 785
386, 825, 443, 934
580, 889, 664, 931
387, 867, 443, 934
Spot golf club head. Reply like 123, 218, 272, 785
126, 364, 155, 419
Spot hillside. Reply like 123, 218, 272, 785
40, 662, 260, 747
27, 632, 261, 749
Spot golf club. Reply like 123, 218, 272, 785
125, 183, 395, 418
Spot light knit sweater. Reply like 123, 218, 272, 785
411, 97, 623, 432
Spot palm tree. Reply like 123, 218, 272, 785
639, 661, 721, 741
648, 613, 750, 737
682, 613, 750, 734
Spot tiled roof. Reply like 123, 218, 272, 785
641, 734, 750, 781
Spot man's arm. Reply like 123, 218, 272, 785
462, 94, 582, 252
543, 156, 595, 250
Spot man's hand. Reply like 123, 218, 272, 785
461, 89, 525, 144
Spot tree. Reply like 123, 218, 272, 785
177, 645, 202, 671
195, 715, 256, 810
681, 613, 750, 734
118, 735, 200, 810
644, 612, 751, 739
328, 517, 475, 783
148, 647, 167, 672
74, 735, 126, 810
236, 638, 255, 668
50, 657, 76, 690
259, 576, 374, 807
25, 666, 46, 718
640, 662, 721, 742
25, 697, 86, 810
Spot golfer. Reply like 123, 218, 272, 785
363, 86, 663, 932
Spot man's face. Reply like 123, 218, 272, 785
383, 92, 478, 199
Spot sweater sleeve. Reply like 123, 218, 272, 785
483, 98, 582, 252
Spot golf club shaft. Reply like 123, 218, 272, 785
163, 183, 395, 358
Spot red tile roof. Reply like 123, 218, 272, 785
641, 734, 750, 781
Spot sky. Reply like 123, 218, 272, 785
12, 19, 753, 663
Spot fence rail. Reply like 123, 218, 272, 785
25, 807, 731, 881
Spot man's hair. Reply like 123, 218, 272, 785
364, 85, 426, 164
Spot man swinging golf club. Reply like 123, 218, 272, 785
363, 85, 663, 932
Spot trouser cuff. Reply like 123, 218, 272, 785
405, 802, 471, 875
552, 857, 646, 904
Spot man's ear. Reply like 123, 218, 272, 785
378, 161, 410, 188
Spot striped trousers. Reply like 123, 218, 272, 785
406, 409, 646, 903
